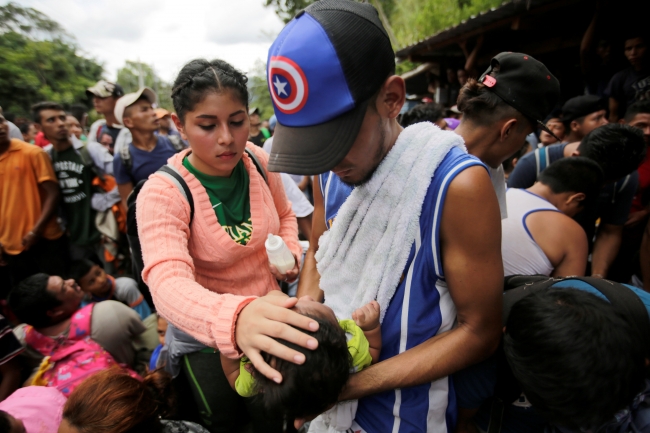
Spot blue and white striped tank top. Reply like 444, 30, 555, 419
350, 147, 485, 433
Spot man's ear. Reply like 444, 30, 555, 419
566, 192, 586, 206
570, 120, 580, 133
171, 113, 187, 141
122, 117, 134, 129
500, 118, 518, 141
33, 122, 42, 132
570, 149, 581, 157
376, 75, 406, 120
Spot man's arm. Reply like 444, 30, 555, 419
22, 181, 60, 250
118, 182, 134, 209
527, 212, 588, 277
591, 223, 623, 277
340, 166, 503, 399
296, 176, 327, 301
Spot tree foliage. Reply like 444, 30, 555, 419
247, 59, 275, 120
390, 0, 503, 47
263, 0, 316, 23
116, 60, 173, 111
0, 3, 103, 117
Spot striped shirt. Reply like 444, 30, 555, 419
321, 147, 484, 432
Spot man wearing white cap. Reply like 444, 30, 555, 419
113, 88, 183, 207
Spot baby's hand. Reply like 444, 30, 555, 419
352, 301, 380, 332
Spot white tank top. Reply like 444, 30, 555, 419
502, 188, 559, 276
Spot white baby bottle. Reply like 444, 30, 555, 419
265, 234, 296, 275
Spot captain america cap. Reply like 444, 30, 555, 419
267, 0, 395, 175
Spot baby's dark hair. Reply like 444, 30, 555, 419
171, 59, 249, 123
69, 259, 97, 282
255, 315, 351, 420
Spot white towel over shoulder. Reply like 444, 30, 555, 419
315, 122, 466, 323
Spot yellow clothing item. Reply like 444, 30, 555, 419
0, 139, 63, 254
235, 319, 373, 397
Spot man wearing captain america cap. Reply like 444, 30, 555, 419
267, 1, 504, 432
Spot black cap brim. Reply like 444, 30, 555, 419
268, 99, 370, 175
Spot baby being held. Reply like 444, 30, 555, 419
221, 297, 382, 426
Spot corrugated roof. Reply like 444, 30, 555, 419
395, 0, 559, 59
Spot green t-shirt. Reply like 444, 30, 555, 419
50, 146, 99, 246
182, 157, 252, 245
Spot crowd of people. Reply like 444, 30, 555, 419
0, 0, 649, 432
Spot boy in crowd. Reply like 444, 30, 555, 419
608, 100, 650, 283
607, 34, 649, 122
0, 112, 67, 294
508, 124, 646, 279
18, 122, 37, 144
32, 102, 119, 263
70, 259, 151, 321
502, 157, 603, 277
560, 95, 608, 144
456, 286, 649, 433
113, 88, 180, 208
247, 107, 270, 147
538, 113, 566, 146
86, 80, 125, 146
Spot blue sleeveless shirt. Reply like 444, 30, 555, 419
320, 147, 485, 432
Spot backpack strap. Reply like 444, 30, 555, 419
24, 325, 57, 356
561, 277, 650, 356
68, 303, 94, 341
157, 165, 195, 224
244, 148, 268, 185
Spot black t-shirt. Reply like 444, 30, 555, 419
248, 132, 266, 148
99, 124, 122, 144
606, 66, 650, 117
507, 143, 639, 244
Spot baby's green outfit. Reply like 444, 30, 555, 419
235, 319, 372, 397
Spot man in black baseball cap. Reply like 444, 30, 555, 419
561, 95, 609, 143
454, 52, 561, 218
267, 1, 503, 432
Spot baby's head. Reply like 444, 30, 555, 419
255, 298, 351, 419
69, 259, 110, 297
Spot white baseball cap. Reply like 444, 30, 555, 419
114, 87, 157, 125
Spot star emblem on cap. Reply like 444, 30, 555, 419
274, 76, 288, 97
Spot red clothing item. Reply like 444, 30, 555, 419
33, 131, 50, 148
631, 153, 650, 213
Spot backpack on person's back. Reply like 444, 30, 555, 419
24, 303, 139, 396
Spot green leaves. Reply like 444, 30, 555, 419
0, 3, 103, 116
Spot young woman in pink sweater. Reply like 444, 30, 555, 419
136, 59, 319, 432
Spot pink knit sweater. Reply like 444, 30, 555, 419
137, 144, 301, 358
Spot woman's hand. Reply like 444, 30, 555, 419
269, 253, 300, 283
235, 290, 319, 383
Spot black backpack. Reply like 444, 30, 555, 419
486, 275, 650, 433
125, 148, 268, 307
